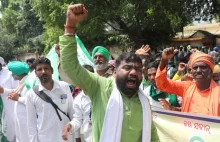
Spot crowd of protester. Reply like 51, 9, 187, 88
0, 3, 219, 142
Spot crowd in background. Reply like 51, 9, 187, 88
0, 3, 219, 142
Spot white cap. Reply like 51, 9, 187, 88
0, 57, 5, 66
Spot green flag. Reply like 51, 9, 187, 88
25, 35, 93, 89
76, 35, 94, 67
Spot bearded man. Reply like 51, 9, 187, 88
92, 46, 113, 77
61, 4, 159, 142
26, 57, 74, 142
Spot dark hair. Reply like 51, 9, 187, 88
115, 52, 142, 69
83, 65, 94, 73
26, 58, 35, 64
34, 57, 52, 70
147, 62, 159, 70
155, 53, 162, 59
150, 53, 161, 62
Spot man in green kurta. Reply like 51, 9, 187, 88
61, 4, 159, 142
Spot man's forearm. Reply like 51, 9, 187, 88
60, 36, 100, 98
159, 59, 168, 71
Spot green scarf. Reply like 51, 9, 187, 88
149, 83, 179, 107
142, 78, 150, 87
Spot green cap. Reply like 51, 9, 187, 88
8, 61, 30, 75
92, 46, 110, 61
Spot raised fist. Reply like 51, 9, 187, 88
178, 63, 187, 72
162, 47, 178, 61
66, 4, 88, 27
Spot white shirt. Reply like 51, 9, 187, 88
141, 84, 164, 110
70, 91, 92, 142
14, 75, 30, 142
0, 68, 19, 141
26, 80, 74, 142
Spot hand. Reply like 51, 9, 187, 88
55, 44, 60, 58
62, 123, 72, 140
0, 86, 4, 94
159, 99, 172, 110
177, 62, 187, 75
135, 44, 151, 56
66, 4, 88, 27
181, 73, 194, 81
7, 91, 19, 101
162, 47, 178, 61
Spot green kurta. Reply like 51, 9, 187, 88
60, 36, 159, 142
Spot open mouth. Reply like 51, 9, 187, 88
126, 78, 137, 88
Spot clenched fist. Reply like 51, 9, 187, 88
162, 47, 178, 61
66, 4, 88, 27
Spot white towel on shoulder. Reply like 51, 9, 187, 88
99, 83, 152, 142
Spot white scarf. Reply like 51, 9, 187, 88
99, 83, 152, 142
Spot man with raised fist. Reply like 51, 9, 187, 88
155, 47, 220, 116
60, 4, 159, 142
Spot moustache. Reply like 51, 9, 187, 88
40, 74, 49, 78
95, 60, 104, 65
195, 72, 203, 76
126, 75, 138, 83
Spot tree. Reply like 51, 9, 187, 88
0, 23, 17, 61
0, 0, 9, 12
16, 0, 44, 46
0, 0, 45, 57
31, 0, 220, 50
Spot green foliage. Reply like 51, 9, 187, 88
0, 25, 17, 61
1, 0, 220, 60
0, 0, 9, 11
31, 0, 220, 50
1, 8, 18, 33
0, 0, 45, 60
42, 25, 64, 54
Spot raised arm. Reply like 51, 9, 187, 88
156, 48, 192, 97
60, 4, 108, 97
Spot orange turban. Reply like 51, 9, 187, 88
190, 52, 215, 71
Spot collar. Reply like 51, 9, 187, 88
38, 80, 59, 91
95, 67, 113, 78
103, 68, 113, 78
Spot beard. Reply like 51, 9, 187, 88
94, 61, 108, 71
39, 74, 52, 83
116, 74, 141, 97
